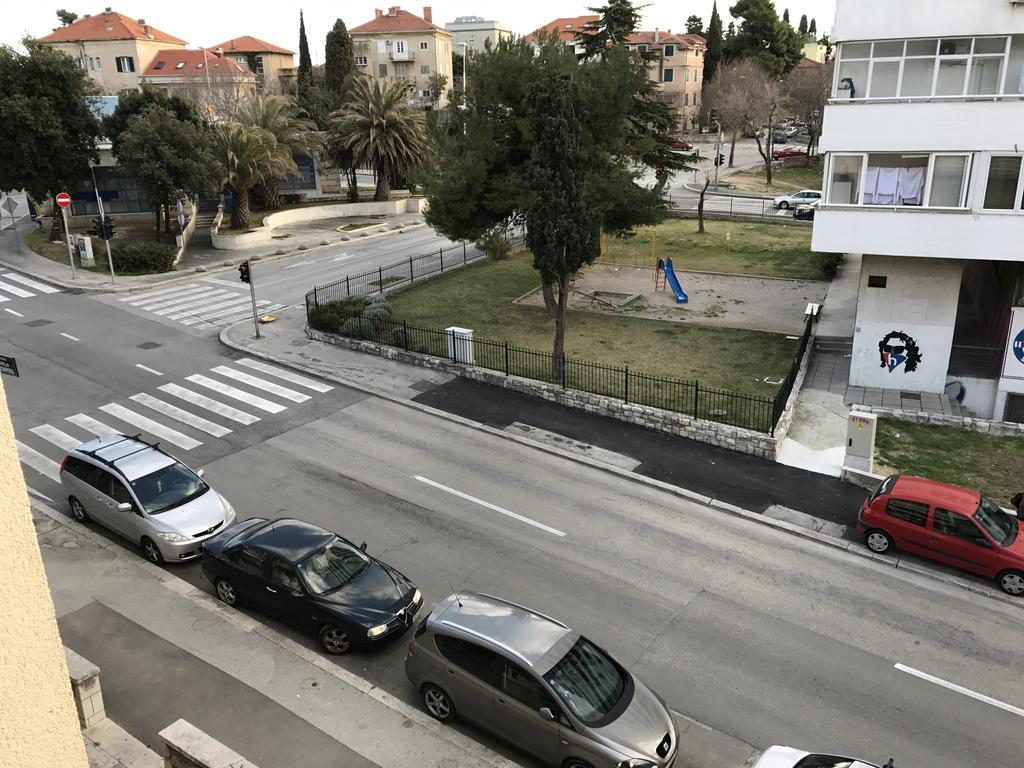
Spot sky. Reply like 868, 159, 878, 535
3, 1, 836, 58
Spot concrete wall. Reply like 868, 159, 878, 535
849, 255, 963, 393
160, 719, 258, 768
0, 378, 89, 767
835, 0, 1024, 41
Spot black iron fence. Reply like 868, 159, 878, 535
667, 192, 796, 221
305, 239, 815, 436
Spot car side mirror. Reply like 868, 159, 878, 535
359, 541, 367, 552
538, 707, 557, 722
196, 468, 205, 478
116, 502, 133, 513
289, 588, 305, 598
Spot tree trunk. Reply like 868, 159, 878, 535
153, 206, 162, 242
728, 129, 738, 167
374, 166, 390, 201
346, 169, 359, 201
753, 133, 772, 187
231, 187, 251, 229
697, 176, 710, 233
547, 274, 570, 382
252, 179, 281, 210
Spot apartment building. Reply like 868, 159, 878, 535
813, 0, 1024, 422
139, 49, 257, 115
524, 15, 600, 57
208, 36, 296, 93
38, 9, 186, 94
444, 15, 513, 53
350, 6, 455, 109
625, 32, 706, 129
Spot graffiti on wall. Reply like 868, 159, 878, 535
879, 330, 922, 374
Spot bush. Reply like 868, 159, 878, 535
340, 317, 376, 339
111, 241, 177, 275
363, 303, 393, 326
314, 294, 394, 338
477, 229, 512, 261
817, 252, 843, 281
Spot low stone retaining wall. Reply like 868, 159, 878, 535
160, 719, 258, 768
851, 404, 1024, 437
306, 326, 788, 459
211, 198, 426, 250
64, 646, 105, 729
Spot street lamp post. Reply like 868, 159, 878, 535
713, 119, 722, 190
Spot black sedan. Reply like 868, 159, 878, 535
201, 517, 422, 655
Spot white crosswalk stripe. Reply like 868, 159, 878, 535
167, 295, 249, 321
210, 366, 310, 402
136, 287, 225, 311
0, 279, 35, 298
17, 440, 62, 482
176, 297, 257, 323
115, 279, 261, 331
186, 374, 287, 413
2, 273, 60, 293
66, 413, 119, 437
158, 383, 260, 425
129, 393, 232, 437
152, 289, 235, 315
30, 424, 82, 452
119, 283, 197, 303
98, 403, 204, 450
235, 358, 334, 392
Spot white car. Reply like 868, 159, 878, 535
774, 189, 822, 209
753, 745, 892, 768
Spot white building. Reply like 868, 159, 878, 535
443, 15, 513, 53
813, 0, 1024, 423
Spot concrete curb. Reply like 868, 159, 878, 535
218, 321, 1024, 612
30, 497, 522, 768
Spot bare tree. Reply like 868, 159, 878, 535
696, 171, 712, 233
786, 61, 833, 157
705, 59, 764, 168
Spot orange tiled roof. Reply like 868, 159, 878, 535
351, 8, 445, 34
141, 49, 251, 77
39, 11, 186, 45
625, 31, 705, 49
208, 36, 294, 55
524, 15, 601, 43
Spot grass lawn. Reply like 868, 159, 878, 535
388, 249, 797, 395
605, 219, 826, 280
26, 221, 169, 274
875, 418, 1024, 504
726, 164, 823, 194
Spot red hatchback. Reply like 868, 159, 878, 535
858, 475, 1024, 595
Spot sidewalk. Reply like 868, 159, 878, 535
34, 500, 518, 768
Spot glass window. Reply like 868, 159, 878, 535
64, 457, 101, 486
420, 41, 428, 50
869, 475, 898, 505
869, 61, 900, 98
269, 561, 302, 591
939, 38, 971, 56
836, 60, 868, 99
974, 497, 1017, 545
296, 536, 370, 594
983, 157, 1022, 209
906, 39, 938, 56
967, 57, 1002, 95
793, 756, 859, 768
928, 155, 968, 207
663, 44, 675, 57
886, 498, 929, 527
663, 69, 674, 83
502, 661, 553, 710
95, 57, 101, 70
115, 56, 135, 73
420, 65, 430, 74
829, 155, 862, 204
933, 508, 989, 545
433, 636, 501, 685
378, 63, 387, 78
106, 478, 134, 506
935, 59, 967, 95
873, 41, 904, 58
841, 42, 872, 59
232, 546, 266, 576
543, 636, 627, 725
900, 58, 935, 96
974, 37, 1007, 55
129, 463, 209, 515
225, 519, 270, 549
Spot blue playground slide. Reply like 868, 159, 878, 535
658, 258, 688, 304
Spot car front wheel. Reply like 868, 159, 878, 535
422, 683, 455, 722
69, 496, 89, 523
141, 537, 164, 565
997, 570, 1024, 596
319, 624, 352, 655
779, 200, 789, 209
865, 529, 894, 555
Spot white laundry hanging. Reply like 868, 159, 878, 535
898, 166, 925, 205
874, 167, 900, 205
863, 167, 881, 205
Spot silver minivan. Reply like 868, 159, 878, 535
405, 592, 678, 768
60, 434, 235, 564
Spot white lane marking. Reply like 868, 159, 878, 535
166, 295, 248, 320
121, 284, 201, 305
16, 440, 61, 482
98, 403, 203, 450
200, 277, 248, 288
66, 413, 118, 437
0, 295, 9, 304
895, 664, 1024, 719
2, 273, 60, 293
185, 374, 286, 414
135, 363, 164, 376
210, 365, 310, 403
181, 298, 267, 325
29, 424, 82, 452
414, 475, 567, 537
136, 287, 224, 311
0, 279, 34, 298
236, 357, 333, 392
214, 306, 270, 324
152, 289, 235, 315
158, 383, 260, 425
60, 332, 80, 342
5, 308, 23, 316
27, 486, 55, 503
333, 253, 352, 262
282, 261, 310, 271
130, 393, 232, 437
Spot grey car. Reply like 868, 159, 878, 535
59, 434, 235, 564
405, 592, 678, 768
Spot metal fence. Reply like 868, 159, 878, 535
772, 314, 814, 429
667, 192, 792, 221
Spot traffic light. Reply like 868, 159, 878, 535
87, 216, 104, 238
713, 154, 725, 166
101, 217, 114, 240
87, 216, 115, 240
238, 261, 251, 284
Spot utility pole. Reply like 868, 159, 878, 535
239, 260, 260, 339
54, 192, 77, 280
713, 119, 722, 190
90, 166, 116, 286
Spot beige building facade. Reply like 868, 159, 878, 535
350, 6, 455, 109
626, 32, 707, 129
39, 10, 186, 94
208, 36, 296, 94
0, 377, 89, 767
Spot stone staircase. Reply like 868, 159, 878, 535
193, 198, 220, 232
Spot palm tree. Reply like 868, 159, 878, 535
328, 75, 428, 201
236, 94, 325, 210
216, 124, 291, 229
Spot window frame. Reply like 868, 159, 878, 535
433, 635, 501, 686
355, 55, 368, 66
825, 151, 972, 209
268, 559, 303, 591
923, 152, 972, 209
500, 660, 555, 711
115, 55, 135, 73
663, 44, 675, 57
885, 497, 929, 527
419, 41, 429, 50
663, 68, 674, 83
932, 508, 992, 548
230, 545, 268, 577
981, 155, 1024, 212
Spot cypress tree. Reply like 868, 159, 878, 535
704, 2, 724, 84
783, 8, 790, 23
325, 18, 354, 98
798, 14, 808, 36
808, 18, 817, 36
297, 10, 313, 99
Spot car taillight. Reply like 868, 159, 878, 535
59, 456, 69, 474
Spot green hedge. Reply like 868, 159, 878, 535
308, 295, 393, 335
112, 241, 177, 275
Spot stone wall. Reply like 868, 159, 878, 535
851, 404, 1024, 437
160, 719, 258, 768
306, 326, 786, 459
64, 647, 105, 729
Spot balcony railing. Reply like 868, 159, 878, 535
389, 50, 414, 62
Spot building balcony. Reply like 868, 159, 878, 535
389, 50, 414, 62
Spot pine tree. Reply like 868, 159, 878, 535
704, 2, 724, 84
324, 18, 354, 98
798, 14, 808, 36
297, 10, 313, 99
808, 18, 817, 36
783, 8, 790, 23
686, 15, 704, 35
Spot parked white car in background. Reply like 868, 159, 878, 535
773, 189, 822, 209
752, 745, 892, 768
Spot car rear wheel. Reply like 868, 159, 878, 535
422, 683, 455, 722
141, 537, 164, 565
319, 624, 352, 655
779, 200, 789, 209
997, 570, 1024, 596
215, 578, 240, 607
865, 529, 894, 554
563, 760, 595, 768
69, 496, 89, 523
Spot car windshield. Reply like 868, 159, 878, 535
975, 497, 1017, 545
129, 462, 209, 514
793, 757, 860, 768
542, 636, 627, 725
297, 536, 370, 595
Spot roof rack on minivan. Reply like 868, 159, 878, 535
80, 433, 162, 471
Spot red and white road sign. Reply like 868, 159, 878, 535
55, 192, 72, 208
